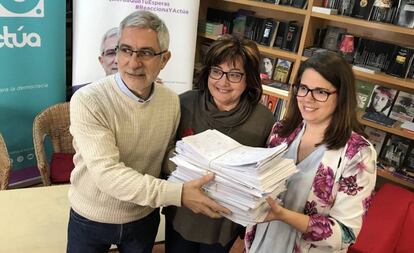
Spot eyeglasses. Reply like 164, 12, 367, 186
209, 67, 244, 83
102, 48, 116, 57
115, 46, 166, 60
293, 84, 337, 102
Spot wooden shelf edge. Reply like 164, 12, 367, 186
353, 70, 414, 91
198, 33, 299, 61
377, 169, 414, 190
357, 111, 414, 141
221, 0, 308, 15
310, 12, 414, 36
262, 85, 289, 100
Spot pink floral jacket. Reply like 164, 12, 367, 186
245, 122, 377, 253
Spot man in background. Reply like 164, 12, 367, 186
98, 27, 118, 76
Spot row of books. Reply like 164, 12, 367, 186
305, 25, 414, 79
357, 80, 414, 129
260, 94, 287, 122
262, 0, 308, 9
205, 8, 303, 53
259, 55, 293, 83
319, 0, 413, 28
365, 127, 414, 183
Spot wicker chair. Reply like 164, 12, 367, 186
0, 133, 11, 190
33, 102, 75, 186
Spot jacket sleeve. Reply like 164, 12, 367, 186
302, 144, 377, 250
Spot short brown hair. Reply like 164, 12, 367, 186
195, 34, 262, 105
279, 51, 364, 149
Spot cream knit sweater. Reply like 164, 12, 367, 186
69, 76, 182, 224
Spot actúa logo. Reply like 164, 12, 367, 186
0, 25, 41, 48
0, 0, 44, 17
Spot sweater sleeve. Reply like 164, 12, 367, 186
302, 144, 377, 250
70, 91, 183, 208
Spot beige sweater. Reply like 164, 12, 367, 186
69, 76, 182, 224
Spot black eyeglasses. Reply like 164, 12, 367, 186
209, 67, 245, 83
115, 46, 166, 60
293, 84, 337, 102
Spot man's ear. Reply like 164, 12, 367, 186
160, 51, 171, 69
98, 56, 104, 65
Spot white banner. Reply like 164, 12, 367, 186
72, 0, 200, 94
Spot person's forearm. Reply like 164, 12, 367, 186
279, 207, 310, 233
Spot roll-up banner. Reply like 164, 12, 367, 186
0, 0, 66, 187
72, 0, 200, 94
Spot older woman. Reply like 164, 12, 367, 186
164, 34, 276, 253
245, 51, 377, 253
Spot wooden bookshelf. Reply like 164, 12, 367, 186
377, 169, 414, 190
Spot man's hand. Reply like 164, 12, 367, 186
181, 173, 231, 218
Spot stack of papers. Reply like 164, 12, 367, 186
168, 129, 297, 226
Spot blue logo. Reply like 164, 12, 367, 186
0, 0, 44, 17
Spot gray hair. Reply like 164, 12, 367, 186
118, 10, 170, 51
100, 27, 118, 55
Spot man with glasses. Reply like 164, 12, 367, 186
99, 27, 118, 76
68, 10, 229, 253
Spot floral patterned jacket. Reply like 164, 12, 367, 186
246, 122, 377, 253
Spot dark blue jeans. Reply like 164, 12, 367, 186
67, 208, 160, 253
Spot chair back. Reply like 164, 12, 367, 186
0, 133, 11, 190
33, 102, 74, 186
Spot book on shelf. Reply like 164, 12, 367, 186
364, 126, 387, 155
393, 0, 414, 28
356, 79, 375, 110
206, 8, 236, 34
260, 55, 277, 80
268, 21, 280, 48
291, 0, 308, 8
385, 46, 414, 78
322, 26, 346, 52
325, 0, 341, 9
281, 21, 302, 52
380, 134, 411, 169
389, 91, 414, 123
312, 6, 339, 15
272, 21, 287, 48
339, 0, 355, 15
352, 65, 378, 74
365, 85, 398, 117
313, 28, 327, 48
266, 81, 290, 91
258, 18, 277, 46
402, 143, 414, 175
260, 94, 269, 107
369, 0, 399, 23
362, 111, 397, 126
401, 121, 414, 133
353, 38, 395, 72
351, 0, 375, 20
272, 59, 293, 83
267, 95, 279, 114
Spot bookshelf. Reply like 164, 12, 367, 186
197, 0, 414, 189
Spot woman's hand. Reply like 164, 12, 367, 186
263, 197, 285, 222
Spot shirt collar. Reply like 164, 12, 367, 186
115, 73, 154, 103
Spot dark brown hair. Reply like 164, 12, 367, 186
195, 34, 262, 105
279, 51, 364, 149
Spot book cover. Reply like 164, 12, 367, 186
281, 22, 302, 52
258, 18, 276, 46
380, 134, 411, 168
385, 46, 414, 78
322, 26, 346, 52
312, 6, 339, 14
351, 0, 375, 19
260, 94, 269, 106
272, 59, 293, 83
292, 0, 308, 9
393, 0, 414, 28
362, 111, 397, 126
260, 55, 277, 80
273, 21, 287, 48
356, 79, 375, 110
403, 144, 414, 173
340, 0, 355, 15
365, 85, 398, 117
389, 91, 414, 122
369, 0, 399, 23
364, 126, 387, 155
267, 95, 279, 114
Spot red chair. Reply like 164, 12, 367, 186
348, 183, 414, 253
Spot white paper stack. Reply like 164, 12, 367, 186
168, 129, 297, 226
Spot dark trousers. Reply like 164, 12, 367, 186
67, 208, 159, 253
165, 219, 236, 253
